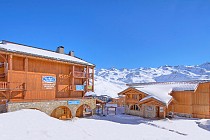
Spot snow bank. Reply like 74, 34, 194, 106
198, 120, 210, 131
0, 109, 210, 140
0, 109, 91, 140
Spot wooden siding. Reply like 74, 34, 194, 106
169, 91, 193, 114
122, 83, 210, 119
0, 50, 94, 102
193, 83, 210, 118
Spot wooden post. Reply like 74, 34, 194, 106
86, 66, 89, 92
8, 55, 12, 70
92, 67, 94, 92
72, 65, 75, 90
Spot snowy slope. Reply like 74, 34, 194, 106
94, 62, 210, 97
0, 109, 210, 140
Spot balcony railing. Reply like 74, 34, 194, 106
57, 85, 93, 92
74, 71, 94, 79
0, 82, 25, 91
74, 71, 86, 78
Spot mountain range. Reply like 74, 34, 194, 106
93, 62, 210, 97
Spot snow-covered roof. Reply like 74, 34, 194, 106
0, 41, 94, 66
130, 81, 203, 105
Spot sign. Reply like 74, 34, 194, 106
87, 85, 92, 90
68, 100, 80, 105
76, 85, 85, 91
42, 76, 56, 83
42, 76, 56, 89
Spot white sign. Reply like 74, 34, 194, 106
42, 76, 56, 89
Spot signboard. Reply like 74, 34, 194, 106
76, 85, 85, 91
68, 100, 80, 105
42, 76, 56, 89
160, 107, 164, 112
87, 85, 92, 90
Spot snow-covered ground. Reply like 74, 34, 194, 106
0, 109, 209, 140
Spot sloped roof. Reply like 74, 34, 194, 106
129, 81, 209, 105
0, 40, 94, 66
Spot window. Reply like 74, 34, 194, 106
130, 104, 140, 111
132, 94, 138, 100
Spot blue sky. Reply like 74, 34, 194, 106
1, 0, 210, 69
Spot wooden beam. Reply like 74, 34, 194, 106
24, 57, 28, 72
72, 65, 75, 87
8, 54, 12, 70
92, 67, 94, 92
86, 66, 89, 92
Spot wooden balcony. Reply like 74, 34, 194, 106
74, 71, 94, 79
74, 71, 86, 78
0, 82, 25, 91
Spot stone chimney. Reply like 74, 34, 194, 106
56, 46, 64, 54
69, 51, 74, 57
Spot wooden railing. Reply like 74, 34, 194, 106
74, 71, 94, 79
0, 82, 7, 90
74, 71, 86, 78
0, 82, 25, 91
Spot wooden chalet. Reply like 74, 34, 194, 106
118, 81, 210, 119
0, 40, 96, 119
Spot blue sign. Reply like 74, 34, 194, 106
76, 85, 85, 91
42, 76, 56, 83
68, 100, 80, 105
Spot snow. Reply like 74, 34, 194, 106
0, 41, 94, 66
0, 109, 210, 140
94, 63, 210, 98
134, 82, 198, 104
94, 76, 127, 98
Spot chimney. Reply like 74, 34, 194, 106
56, 46, 64, 54
69, 51, 74, 57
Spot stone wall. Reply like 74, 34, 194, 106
125, 105, 143, 116
125, 105, 157, 118
0, 104, 6, 113
143, 105, 156, 118
7, 98, 96, 117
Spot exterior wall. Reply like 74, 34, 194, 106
125, 105, 142, 116
125, 104, 158, 118
168, 91, 193, 115
143, 105, 157, 118
7, 98, 96, 117
192, 83, 210, 118
0, 104, 6, 113
0, 50, 94, 101
168, 83, 210, 119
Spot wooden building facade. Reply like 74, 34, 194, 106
119, 81, 210, 119
0, 40, 96, 119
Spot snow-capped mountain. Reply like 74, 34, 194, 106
93, 62, 210, 97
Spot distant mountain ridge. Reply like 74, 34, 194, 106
93, 62, 210, 97
96, 62, 210, 84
